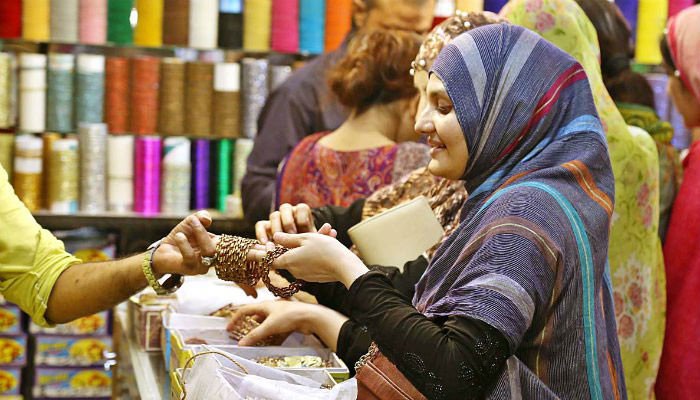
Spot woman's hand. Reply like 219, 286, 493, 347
255, 203, 337, 244
249, 227, 368, 287
227, 300, 348, 350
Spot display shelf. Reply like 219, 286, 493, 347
114, 307, 165, 400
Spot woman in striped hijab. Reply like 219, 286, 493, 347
245, 24, 625, 399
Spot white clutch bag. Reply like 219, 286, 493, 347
348, 196, 444, 271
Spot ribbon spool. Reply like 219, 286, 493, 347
48, 137, 79, 213
324, 0, 352, 52
163, 0, 189, 46
185, 62, 214, 137
192, 139, 211, 210
105, 56, 130, 133
213, 62, 241, 138
107, 0, 134, 44
271, 0, 299, 53
134, 0, 164, 47
79, 123, 108, 213
130, 56, 160, 135
0, 134, 13, 178
243, 0, 272, 52
76, 54, 105, 124
134, 136, 162, 215
19, 53, 47, 134
241, 58, 269, 138
189, 0, 219, 49
79, 0, 108, 44
51, 0, 79, 43
0, 53, 15, 129
23, 0, 50, 41
159, 58, 186, 136
47, 53, 75, 133
162, 137, 192, 215
0, 0, 22, 39
107, 134, 134, 212
299, 0, 325, 54
218, 1, 243, 49
14, 134, 43, 212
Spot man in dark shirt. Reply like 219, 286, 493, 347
241, 0, 436, 222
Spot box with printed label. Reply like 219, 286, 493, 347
0, 368, 21, 395
35, 336, 112, 367
0, 336, 26, 366
0, 306, 23, 336
30, 311, 111, 336
33, 367, 112, 398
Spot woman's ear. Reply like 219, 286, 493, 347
668, 76, 700, 128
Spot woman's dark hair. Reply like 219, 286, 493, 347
607, 70, 656, 109
659, 33, 677, 73
327, 29, 422, 115
574, 0, 633, 80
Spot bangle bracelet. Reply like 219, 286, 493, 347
142, 240, 184, 295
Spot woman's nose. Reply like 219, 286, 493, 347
414, 106, 435, 136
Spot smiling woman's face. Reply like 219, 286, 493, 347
414, 74, 469, 180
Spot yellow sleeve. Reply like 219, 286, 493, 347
0, 164, 81, 326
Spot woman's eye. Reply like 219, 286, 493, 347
437, 104, 452, 115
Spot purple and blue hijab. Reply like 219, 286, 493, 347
412, 25, 626, 399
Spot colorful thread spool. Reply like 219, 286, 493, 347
48, 137, 79, 213
635, 0, 668, 64
0, 54, 15, 129
216, 138, 233, 211
50, 0, 80, 43
241, 58, 269, 138
107, 134, 134, 212
192, 139, 211, 209
13, 134, 43, 212
107, 0, 133, 44
105, 56, 130, 133
185, 61, 214, 137
0, 0, 22, 39
76, 54, 105, 124
189, 0, 219, 49
213, 62, 241, 138
243, 0, 272, 52
163, 0, 189, 46
22, 0, 50, 41
79, 0, 108, 44
271, 0, 299, 53
218, 0, 243, 49
162, 137, 191, 215
130, 56, 160, 134
232, 137, 253, 196
324, 0, 352, 52
159, 58, 186, 136
47, 53, 75, 133
299, 0, 325, 54
134, 0, 164, 47
19, 53, 47, 134
134, 136, 162, 214
79, 123, 108, 213
0, 134, 14, 178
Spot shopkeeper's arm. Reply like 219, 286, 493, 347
0, 164, 215, 326
46, 213, 215, 324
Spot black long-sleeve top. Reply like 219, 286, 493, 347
296, 202, 512, 399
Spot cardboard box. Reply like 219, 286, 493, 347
30, 311, 111, 336
0, 337, 26, 367
33, 367, 112, 398
35, 336, 112, 367
128, 294, 177, 352
0, 368, 21, 395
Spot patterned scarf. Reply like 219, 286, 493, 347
667, 5, 700, 104
412, 25, 623, 398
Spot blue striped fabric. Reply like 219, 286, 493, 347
413, 25, 625, 399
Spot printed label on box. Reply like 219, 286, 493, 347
0, 368, 21, 394
35, 336, 112, 367
0, 307, 22, 335
34, 368, 112, 398
30, 311, 110, 336
0, 337, 26, 366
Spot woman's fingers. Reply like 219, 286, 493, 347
255, 220, 272, 244
227, 304, 266, 331
270, 211, 283, 236
239, 283, 258, 298
238, 318, 285, 346
271, 232, 306, 249
279, 204, 298, 234
293, 204, 315, 233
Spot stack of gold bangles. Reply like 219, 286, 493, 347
214, 234, 304, 298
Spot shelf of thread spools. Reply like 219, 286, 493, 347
0, 48, 302, 226
0, 0, 354, 56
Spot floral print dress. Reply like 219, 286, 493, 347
502, 1, 666, 399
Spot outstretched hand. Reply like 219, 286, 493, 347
152, 211, 216, 277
